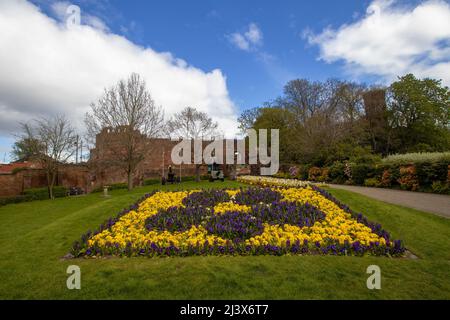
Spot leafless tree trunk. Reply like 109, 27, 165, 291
85, 73, 165, 191
166, 107, 218, 182
17, 115, 77, 199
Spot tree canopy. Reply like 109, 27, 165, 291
239, 74, 450, 166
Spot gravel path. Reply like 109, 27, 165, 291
327, 184, 450, 219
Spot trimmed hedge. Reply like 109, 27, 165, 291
382, 152, 450, 165
0, 195, 34, 206
23, 186, 67, 200
0, 186, 68, 206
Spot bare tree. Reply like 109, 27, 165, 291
16, 115, 77, 199
237, 107, 261, 135
166, 107, 218, 181
85, 73, 165, 191
363, 88, 391, 155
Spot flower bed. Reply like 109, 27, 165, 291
71, 182, 405, 258
237, 175, 310, 188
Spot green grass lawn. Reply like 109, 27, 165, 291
0, 181, 449, 299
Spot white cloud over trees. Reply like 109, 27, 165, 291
0, 0, 239, 138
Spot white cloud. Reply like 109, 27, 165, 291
228, 23, 263, 51
83, 14, 110, 32
306, 0, 450, 85
50, 0, 69, 20
229, 33, 250, 51
0, 0, 239, 140
245, 23, 263, 45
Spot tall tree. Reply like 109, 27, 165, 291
16, 115, 77, 199
241, 78, 377, 165
337, 82, 365, 126
166, 106, 218, 181
237, 107, 261, 135
252, 107, 299, 163
85, 73, 165, 191
388, 74, 450, 152
11, 136, 43, 161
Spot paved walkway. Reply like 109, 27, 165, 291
327, 184, 450, 219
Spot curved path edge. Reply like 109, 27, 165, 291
325, 184, 450, 219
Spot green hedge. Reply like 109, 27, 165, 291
23, 186, 67, 200
382, 152, 450, 165
0, 186, 68, 206
0, 194, 33, 206
143, 178, 160, 186
280, 153, 449, 194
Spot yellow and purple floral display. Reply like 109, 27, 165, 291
71, 184, 405, 258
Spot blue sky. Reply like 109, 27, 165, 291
39, 0, 373, 108
0, 0, 449, 162
102, 0, 369, 108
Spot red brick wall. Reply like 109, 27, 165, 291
0, 174, 23, 197
88, 132, 245, 187
0, 131, 249, 197
58, 165, 91, 192
0, 165, 89, 197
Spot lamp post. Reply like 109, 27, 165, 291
233, 151, 240, 180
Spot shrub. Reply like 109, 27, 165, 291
0, 194, 33, 206
298, 165, 310, 180
318, 168, 330, 182
397, 166, 419, 191
274, 172, 289, 179
382, 152, 450, 165
351, 164, 373, 185
448, 165, 450, 183
380, 170, 392, 187
364, 178, 380, 187
0, 187, 68, 206
415, 160, 448, 186
308, 167, 322, 181
23, 186, 67, 200
328, 162, 346, 184
431, 181, 449, 195
143, 178, 160, 186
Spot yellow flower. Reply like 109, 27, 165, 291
213, 202, 250, 214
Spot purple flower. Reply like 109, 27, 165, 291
205, 211, 264, 241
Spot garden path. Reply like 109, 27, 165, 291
327, 184, 450, 219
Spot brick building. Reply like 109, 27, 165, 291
88, 127, 249, 188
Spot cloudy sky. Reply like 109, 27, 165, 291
0, 0, 449, 162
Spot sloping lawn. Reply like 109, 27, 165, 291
0, 182, 448, 299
